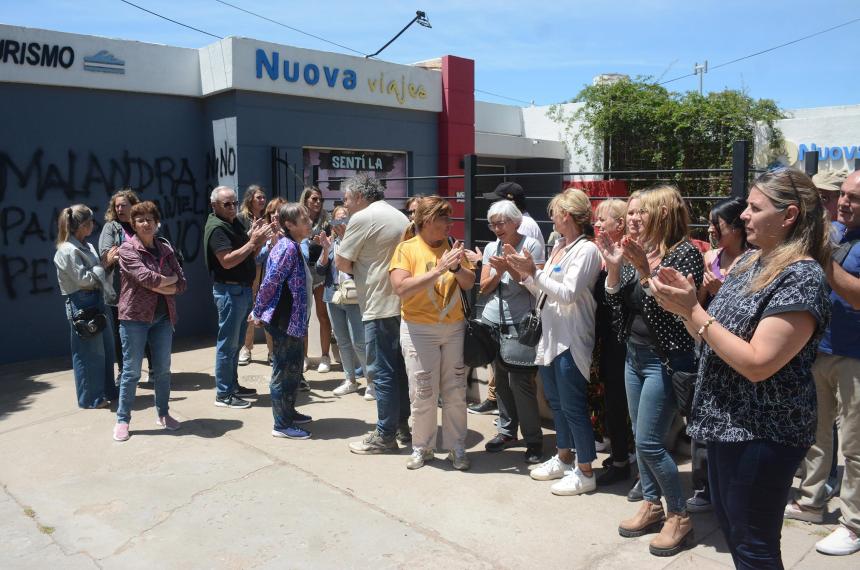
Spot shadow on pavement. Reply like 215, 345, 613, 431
129, 417, 244, 439
0, 374, 55, 423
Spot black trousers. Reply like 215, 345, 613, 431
707, 440, 808, 569
600, 334, 632, 464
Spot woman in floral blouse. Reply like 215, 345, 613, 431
250, 203, 312, 440
652, 168, 831, 568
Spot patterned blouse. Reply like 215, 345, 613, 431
687, 254, 831, 448
606, 240, 704, 354
252, 237, 308, 338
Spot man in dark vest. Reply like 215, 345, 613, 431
204, 185, 272, 408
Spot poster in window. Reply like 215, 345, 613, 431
303, 148, 408, 210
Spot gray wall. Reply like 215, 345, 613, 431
0, 83, 438, 365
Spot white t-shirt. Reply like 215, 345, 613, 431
519, 212, 545, 252
338, 201, 409, 321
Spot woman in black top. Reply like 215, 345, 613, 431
600, 185, 703, 557
652, 168, 831, 569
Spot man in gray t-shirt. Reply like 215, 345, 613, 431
336, 174, 411, 454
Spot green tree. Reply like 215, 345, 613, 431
548, 77, 784, 217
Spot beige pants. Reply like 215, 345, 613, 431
797, 353, 860, 533
400, 320, 467, 452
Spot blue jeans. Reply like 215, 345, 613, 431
65, 290, 117, 408
539, 349, 596, 463
625, 341, 693, 513
265, 325, 304, 429
327, 302, 366, 381
117, 314, 174, 423
708, 440, 808, 569
365, 316, 409, 437
212, 283, 252, 397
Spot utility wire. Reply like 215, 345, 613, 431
118, 0, 223, 39
659, 16, 860, 86
213, 0, 367, 56
475, 88, 535, 106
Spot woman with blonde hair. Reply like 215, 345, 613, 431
506, 188, 602, 495
99, 188, 141, 378
651, 168, 831, 567
592, 198, 635, 485
299, 186, 333, 373
55, 204, 118, 409
598, 185, 703, 556
389, 196, 476, 470
238, 185, 268, 365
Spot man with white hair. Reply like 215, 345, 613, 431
204, 185, 272, 409
336, 174, 411, 453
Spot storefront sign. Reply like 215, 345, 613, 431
798, 143, 858, 162
304, 148, 408, 208
0, 38, 74, 68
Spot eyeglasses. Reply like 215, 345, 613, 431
637, 208, 648, 215
219, 201, 239, 208
487, 220, 509, 229
308, 196, 322, 203
331, 218, 349, 227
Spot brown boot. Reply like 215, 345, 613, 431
619, 500, 665, 537
649, 511, 694, 557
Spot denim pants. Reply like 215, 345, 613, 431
66, 289, 117, 408
400, 320, 467, 452
212, 283, 252, 397
708, 440, 808, 569
539, 349, 596, 463
365, 316, 409, 437
265, 325, 304, 429
117, 314, 173, 424
327, 302, 366, 381
625, 341, 693, 512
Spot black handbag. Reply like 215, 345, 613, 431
517, 293, 545, 348
459, 286, 498, 368
72, 306, 108, 339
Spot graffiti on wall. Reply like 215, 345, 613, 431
0, 148, 211, 299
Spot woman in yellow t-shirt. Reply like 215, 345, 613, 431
389, 196, 476, 471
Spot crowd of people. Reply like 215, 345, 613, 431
53, 167, 860, 565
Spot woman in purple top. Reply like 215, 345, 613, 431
250, 203, 311, 439
697, 197, 748, 308
113, 201, 187, 442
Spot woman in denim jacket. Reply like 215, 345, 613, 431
54, 204, 118, 409
316, 206, 367, 397
112, 201, 186, 442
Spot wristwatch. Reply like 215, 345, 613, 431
449, 264, 461, 273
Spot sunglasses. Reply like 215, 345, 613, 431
758, 166, 801, 204
219, 200, 239, 208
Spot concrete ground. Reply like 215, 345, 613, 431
0, 335, 853, 569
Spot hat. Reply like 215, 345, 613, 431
812, 169, 848, 192
483, 181, 525, 202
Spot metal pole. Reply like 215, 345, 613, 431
463, 154, 477, 251
804, 151, 819, 177
731, 140, 750, 198
854, 157, 859, 171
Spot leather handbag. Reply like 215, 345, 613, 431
459, 287, 498, 368
495, 269, 537, 370
332, 278, 358, 305
517, 292, 546, 348
72, 306, 108, 339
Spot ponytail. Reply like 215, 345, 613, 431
56, 204, 94, 247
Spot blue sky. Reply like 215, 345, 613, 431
3, 0, 858, 110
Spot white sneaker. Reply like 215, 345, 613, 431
551, 467, 597, 496
816, 525, 860, 556
364, 383, 377, 401
783, 501, 824, 523
529, 454, 571, 481
595, 439, 609, 452
406, 448, 435, 470
333, 379, 360, 396
317, 355, 331, 373
303, 358, 309, 372
238, 347, 251, 366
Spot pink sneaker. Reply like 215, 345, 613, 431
113, 422, 130, 442
156, 415, 181, 431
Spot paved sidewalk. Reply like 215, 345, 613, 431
0, 339, 851, 569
